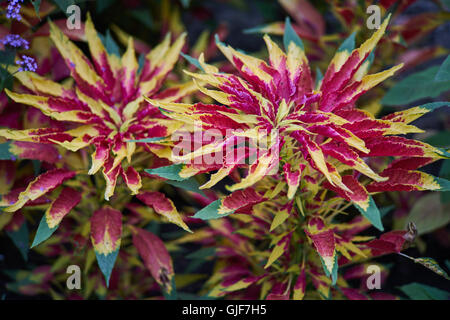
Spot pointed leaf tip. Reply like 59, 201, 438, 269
283, 17, 304, 51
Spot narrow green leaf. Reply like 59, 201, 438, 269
424, 131, 450, 148
145, 164, 184, 181
315, 67, 323, 89
337, 32, 356, 53
186, 247, 216, 260
127, 136, 166, 143
319, 255, 338, 285
129, 10, 153, 29
162, 277, 178, 300
243, 24, 269, 34
31, 214, 58, 248
193, 200, 234, 220
354, 196, 384, 231
440, 160, 450, 203
382, 66, 450, 105
180, 0, 190, 8
95, 249, 119, 287
166, 178, 206, 196
96, 0, 116, 13
98, 30, 121, 57
283, 17, 304, 51
6, 222, 29, 261
399, 282, 450, 300
31, 0, 41, 19
0, 142, 13, 160
180, 52, 205, 72
435, 55, 450, 82
380, 205, 395, 218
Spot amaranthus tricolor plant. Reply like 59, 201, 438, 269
146, 15, 450, 298
0, 0, 449, 301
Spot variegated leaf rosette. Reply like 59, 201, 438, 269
0, 13, 194, 201
0, 13, 196, 288
147, 15, 450, 287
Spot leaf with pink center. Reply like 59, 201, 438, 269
32, 187, 81, 248
137, 191, 191, 232
132, 227, 175, 297
305, 217, 337, 283
193, 188, 265, 220
4, 169, 76, 212
90, 206, 122, 286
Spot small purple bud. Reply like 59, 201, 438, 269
15, 55, 37, 72
6, 0, 24, 21
1, 34, 29, 50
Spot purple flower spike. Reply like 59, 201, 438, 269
6, 0, 24, 21
16, 55, 37, 72
1, 34, 29, 50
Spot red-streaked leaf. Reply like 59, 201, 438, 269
132, 227, 175, 294
137, 191, 191, 232
305, 217, 337, 280
90, 206, 122, 286
4, 169, 76, 212
32, 187, 81, 248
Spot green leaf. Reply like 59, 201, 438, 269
162, 277, 178, 300
440, 160, 450, 204
435, 55, 450, 82
30, 0, 42, 19
166, 178, 206, 196
434, 176, 450, 191
424, 131, 450, 148
382, 66, 450, 105
442, 0, 450, 10
95, 249, 119, 287
380, 205, 395, 218
31, 214, 58, 248
406, 193, 450, 235
6, 221, 29, 261
0, 142, 13, 160
354, 196, 384, 231
243, 24, 270, 34
180, 52, 205, 72
337, 32, 356, 53
98, 30, 121, 57
52, 0, 79, 15
138, 53, 145, 75
129, 10, 153, 29
32, 160, 41, 176
283, 17, 304, 51
214, 34, 226, 48
399, 282, 450, 300
145, 164, 185, 181
193, 200, 234, 220
96, 0, 116, 13
315, 67, 323, 88
319, 255, 338, 285
177, 292, 217, 300
127, 136, 166, 143
180, 0, 190, 8
186, 247, 216, 260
